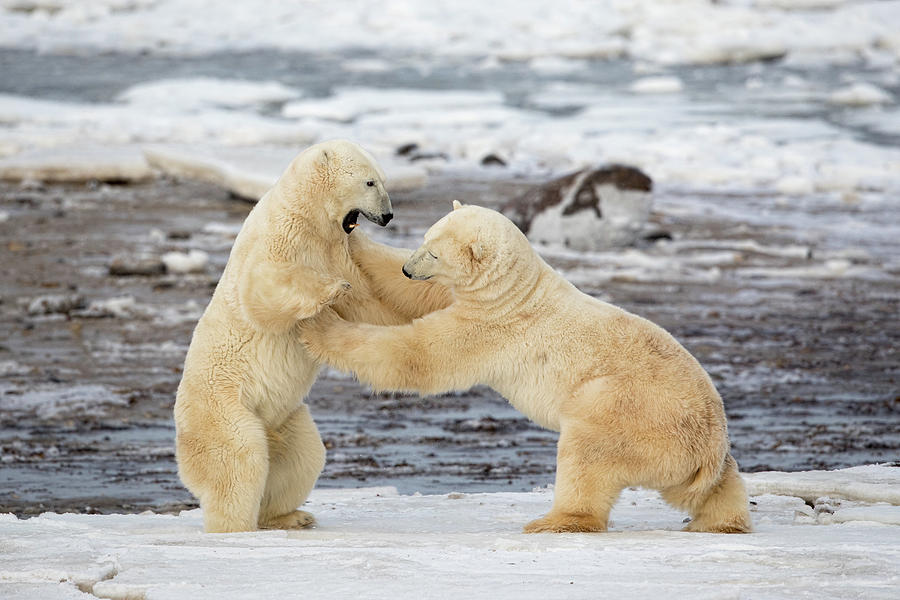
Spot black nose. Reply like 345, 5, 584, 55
401, 266, 412, 279
381, 212, 393, 226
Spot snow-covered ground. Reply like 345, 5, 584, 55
2, 465, 898, 599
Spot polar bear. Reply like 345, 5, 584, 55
174, 140, 450, 533
302, 201, 752, 534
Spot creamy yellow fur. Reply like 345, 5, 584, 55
303, 201, 752, 534
174, 140, 450, 533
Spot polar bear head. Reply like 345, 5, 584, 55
290, 139, 392, 234
402, 201, 532, 288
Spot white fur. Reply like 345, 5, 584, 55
174, 140, 449, 533
304, 202, 752, 534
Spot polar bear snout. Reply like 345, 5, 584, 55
354, 208, 393, 229
402, 247, 437, 280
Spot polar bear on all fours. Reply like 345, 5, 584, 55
303, 201, 752, 534
174, 140, 449, 533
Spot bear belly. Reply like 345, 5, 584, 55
241, 331, 320, 427
494, 378, 562, 432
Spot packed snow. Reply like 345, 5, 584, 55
1, 465, 898, 599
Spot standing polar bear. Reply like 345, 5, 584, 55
174, 140, 449, 533
303, 201, 752, 534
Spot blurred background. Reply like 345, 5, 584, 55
0, 0, 898, 515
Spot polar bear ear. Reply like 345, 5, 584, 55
467, 241, 485, 262
316, 148, 330, 168
452, 200, 463, 210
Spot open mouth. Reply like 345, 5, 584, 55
342, 210, 360, 234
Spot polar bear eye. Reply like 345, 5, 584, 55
428, 251, 438, 259
366, 180, 375, 187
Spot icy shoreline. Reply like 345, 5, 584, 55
2, 465, 898, 600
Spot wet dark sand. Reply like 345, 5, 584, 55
0, 177, 897, 516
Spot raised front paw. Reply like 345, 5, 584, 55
320, 280, 352, 307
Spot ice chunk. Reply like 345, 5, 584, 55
832, 505, 900, 525
25, 294, 85, 316
161, 249, 209, 274
775, 175, 814, 196
75, 296, 138, 319
0, 145, 152, 183
629, 76, 684, 94
282, 87, 504, 122
828, 82, 894, 107
117, 77, 302, 110
744, 464, 900, 505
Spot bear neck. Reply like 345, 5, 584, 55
455, 250, 550, 317
263, 182, 348, 259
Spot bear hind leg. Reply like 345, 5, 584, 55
177, 406, 269, 533
663, 454, 752, 534
258, 404, 326, 530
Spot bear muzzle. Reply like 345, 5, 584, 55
345, 209, 393, 233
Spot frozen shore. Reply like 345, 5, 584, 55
2, 465, 899, 600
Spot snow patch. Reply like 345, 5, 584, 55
2, 472, 899, 599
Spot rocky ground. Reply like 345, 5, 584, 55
0, 176, 897, 516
